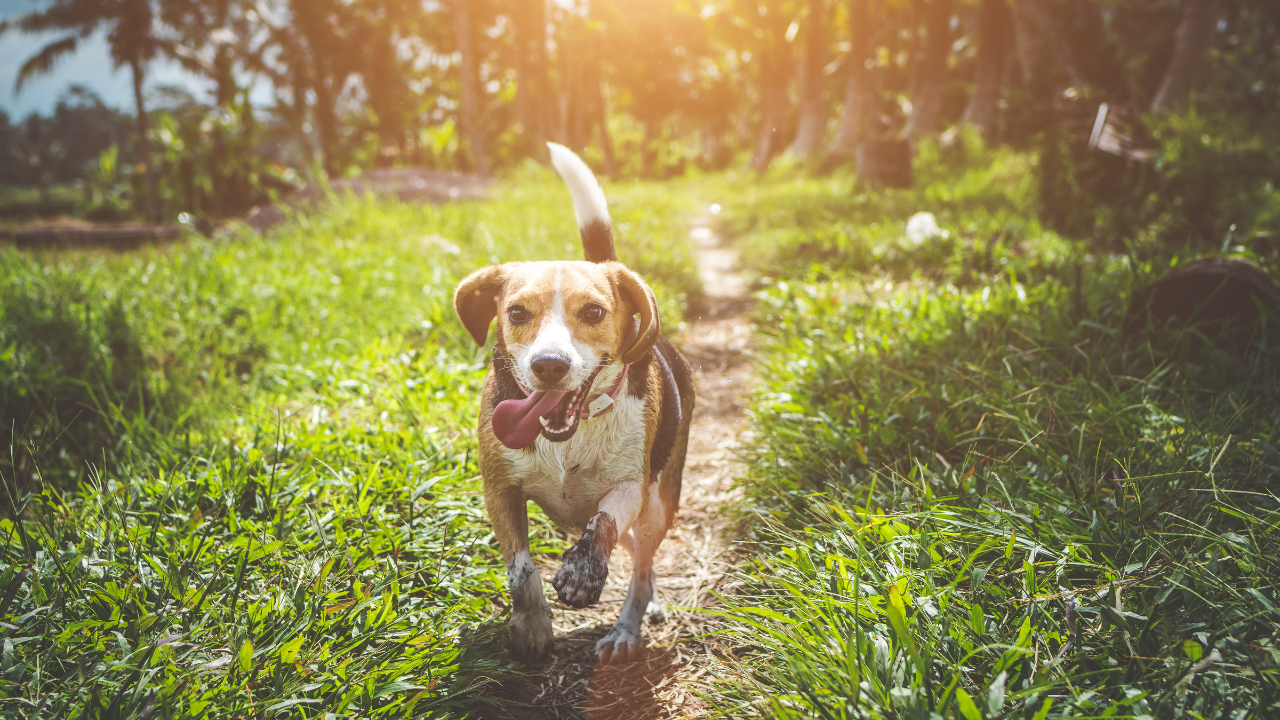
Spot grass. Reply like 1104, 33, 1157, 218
5, 138, 1280, 718
708, 141, 1280, 717
0, 184, 86, 223
0, 166, 701, 717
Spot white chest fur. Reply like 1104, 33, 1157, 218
502, 394, 647, 531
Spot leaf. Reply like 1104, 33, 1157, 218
955, 688, 982, 720
885, 586, 922, 676
1031, 697, 1054, 720
970, 602, 986, 638
987, 671, 1007, 717
1101, 606, 1146, 633
324, 599, 357, 615
1183, 639, 1203, 661
265, 698, 322, 712
372, 680, 424, 698
1245, 588, 1279, 617
238, 638, 253, 672
278, 636, 304, 664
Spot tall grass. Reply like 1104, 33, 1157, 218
0, 168, 701, 717
710, 147, 1280, 718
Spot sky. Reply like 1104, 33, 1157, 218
0, 0, 212, 118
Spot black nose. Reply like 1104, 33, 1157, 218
530, 355, 571, 382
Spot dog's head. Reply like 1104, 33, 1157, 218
454, 259, 659, 394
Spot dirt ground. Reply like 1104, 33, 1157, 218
479, 217, 755, 719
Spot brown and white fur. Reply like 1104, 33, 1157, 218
453, 144, 694, 664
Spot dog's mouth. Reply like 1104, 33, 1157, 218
492, 365, 606, 449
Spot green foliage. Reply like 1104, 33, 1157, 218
1039, 108, 1280, 250
0, 172, 699, 716
722, 131, 1048, 282
150, 96, 303, 221
712, 176, 1280, 717
0, 259, 165, 489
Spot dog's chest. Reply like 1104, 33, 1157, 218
503, 395, 647, 531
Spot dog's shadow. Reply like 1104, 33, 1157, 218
478, 624, 686, 720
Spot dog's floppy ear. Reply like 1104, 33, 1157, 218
454, 265, 506, 346
611, 265, 660, 365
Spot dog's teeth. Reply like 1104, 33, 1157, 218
539, 416, 550, 428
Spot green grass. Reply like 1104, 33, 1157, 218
708, 147, 1280, 718
6, 143, 1280, 719
0, 167, 701, 717
0, 183, 86, 223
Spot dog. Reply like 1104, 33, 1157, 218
453, 144, 694, 665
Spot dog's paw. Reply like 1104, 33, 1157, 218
508, 608, 554, 665
553, 536, 609, 607
553, 513, 616, 608
595, 623, 645, 664
646, 598, 667, 625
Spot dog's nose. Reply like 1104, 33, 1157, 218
531, 355, 571, 382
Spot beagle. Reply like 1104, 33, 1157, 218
453, 144, 694, 664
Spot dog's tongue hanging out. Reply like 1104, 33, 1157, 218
492, 391, 568, 449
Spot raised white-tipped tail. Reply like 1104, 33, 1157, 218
548, 142, 610, 229
547, 142, 616, 263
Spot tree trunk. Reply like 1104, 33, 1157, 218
828, 0, 875, 158
1009, 0, 1054, 87
512, 0, 551, 153
454, 0, 490, 175
130, 57, 156, 223
1151, 0, 1219, 114
788, 0, 829, 157
962, 0, 1012, 139
904, 0, 952, 137
751, 21, 793, 171
313, 74, 341, 177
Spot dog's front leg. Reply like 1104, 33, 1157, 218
595, 483, 666, 664
486, 486, 553, 663
553, 481, 642, 608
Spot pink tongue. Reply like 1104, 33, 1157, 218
492, 391, 568, 449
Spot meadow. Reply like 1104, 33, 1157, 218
708, 138, 1280, 718
1, 140, 1279, 719
0, 168, 698, 717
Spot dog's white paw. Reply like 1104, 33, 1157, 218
509, 608, 553, 665
595, 623, 645, 664
646, 598, 666, 625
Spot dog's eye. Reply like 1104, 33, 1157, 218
579, 304, 606, 324
507, 305, 531, 324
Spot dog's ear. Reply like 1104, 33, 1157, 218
610, 265, 660, 365
454, 265, 506, 346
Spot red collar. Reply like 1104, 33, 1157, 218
514, 364, 630, 419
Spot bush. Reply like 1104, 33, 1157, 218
1038, 108, 1280, 251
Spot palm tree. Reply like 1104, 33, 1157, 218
1, 0, 162, 222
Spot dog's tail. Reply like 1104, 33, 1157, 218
547, 142, 616, 263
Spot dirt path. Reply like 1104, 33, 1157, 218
482, 216, 754, 719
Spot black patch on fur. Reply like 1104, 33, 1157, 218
581, 219, 616, 263
620, 335, 694, 475
651, 336, 694, 474
553, 512, 617, 608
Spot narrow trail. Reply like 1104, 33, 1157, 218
484, 217, 754, 719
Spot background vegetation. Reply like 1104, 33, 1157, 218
1, 0, 1279, 717
1, 0, 1277, 248
707, 141, 1280, 717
